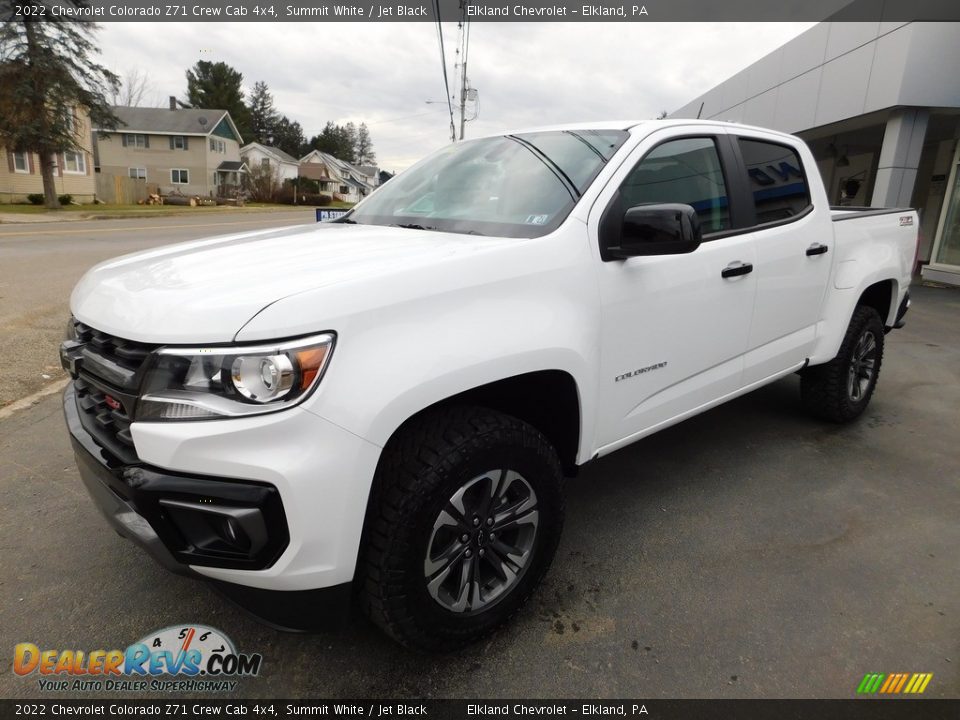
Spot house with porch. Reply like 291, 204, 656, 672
299, 150, 375, 203
93, 98, 245, 198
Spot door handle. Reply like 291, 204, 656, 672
721, 261, 753, 278
806, 243, 829, 256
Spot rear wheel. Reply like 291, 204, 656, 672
801, 305, 885, 422
359, 405, 564, 651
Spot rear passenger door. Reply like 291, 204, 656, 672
730, 134, 836, 385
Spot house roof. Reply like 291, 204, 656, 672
99, 106, 240, 139
357, 164, 378, 177
299, 150, 375, 191
216, 160, 247, 172
240, 142, 298, 165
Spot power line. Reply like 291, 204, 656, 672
433, 0, 456, 142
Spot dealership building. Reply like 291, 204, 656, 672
671, 22, 960, 285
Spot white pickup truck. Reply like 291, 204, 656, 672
62, 120, 916, 650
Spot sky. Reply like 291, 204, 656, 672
96, 22, 816, 171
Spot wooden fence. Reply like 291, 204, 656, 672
95, 174, 157, 204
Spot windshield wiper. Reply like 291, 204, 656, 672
390, 223, 434, 231
564, 130, 609, 162
334, 217, 357, 224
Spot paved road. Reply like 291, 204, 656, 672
0, 209, 316, 407
1, 277, 957, 699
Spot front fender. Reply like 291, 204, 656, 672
236, 225, 601, 465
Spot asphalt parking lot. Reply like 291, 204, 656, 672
0, 214, 958, 698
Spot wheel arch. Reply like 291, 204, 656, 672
810, 275, 901, 365
378, 369, 583, 478
856, 278, 898, 328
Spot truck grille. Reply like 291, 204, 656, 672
65, 319, 157, 464
73, 320, 154, 373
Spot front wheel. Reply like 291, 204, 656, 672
801, 305, 885, 422
359, 406, 565, 651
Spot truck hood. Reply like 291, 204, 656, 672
71, 223, 516, 343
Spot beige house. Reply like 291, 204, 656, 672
1, 107, 96, 204
94, 100, 245, 198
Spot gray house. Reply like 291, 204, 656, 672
93, 99, 246, 197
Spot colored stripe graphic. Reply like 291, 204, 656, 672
857, 673, 885, 694
905, 673, 933, 694
857, 672, 932, 694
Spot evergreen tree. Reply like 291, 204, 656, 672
306, 122, 356, 162
343, 121, 358, 163
0, 11, 120, 208
247, 81, 279, 145
183, 60, 251, 141
355, 123, 376, 165
272, 116, 305, 158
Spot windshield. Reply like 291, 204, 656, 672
344, 129, 628, 238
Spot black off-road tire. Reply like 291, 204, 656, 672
358, 405, 565, 652
801, 305, 885, 423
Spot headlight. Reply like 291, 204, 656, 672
137, 333, 335, 421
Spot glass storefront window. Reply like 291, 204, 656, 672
934, 156, 960, 267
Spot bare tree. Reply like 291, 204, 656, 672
112, 69, 154, 107
244, 161, 283, 202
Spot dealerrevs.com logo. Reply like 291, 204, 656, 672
14, 625, 262, 693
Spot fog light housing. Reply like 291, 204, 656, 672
159, 499, 268, 559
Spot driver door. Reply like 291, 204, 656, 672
590, 128, 758, 451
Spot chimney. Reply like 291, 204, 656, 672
169, 96, 177, 110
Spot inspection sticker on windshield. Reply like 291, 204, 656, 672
525, 214, 549, 225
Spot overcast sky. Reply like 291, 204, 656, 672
97, 22, 815, 171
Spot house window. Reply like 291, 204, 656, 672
128, 167, 146, 180
171, 169, 189, 184
63, 151, 86, 174
261, 158, 270, 168
124, 134, 147, 149
12, 151, 29, 173
172, 135, 186, 150
339, 185, 349, 195
209, 138, 226, 153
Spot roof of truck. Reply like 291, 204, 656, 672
474, 119, 799, 142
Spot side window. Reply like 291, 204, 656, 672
620, 137, 730, 234
737, 138, 811, 224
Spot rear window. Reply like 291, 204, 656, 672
738, 139, 811, 224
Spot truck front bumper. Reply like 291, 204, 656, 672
64, 383, 382, 630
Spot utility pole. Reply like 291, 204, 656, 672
458, 24, 468, 140
455, 6, 471, 141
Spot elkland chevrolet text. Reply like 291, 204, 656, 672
62, 120, 916, 650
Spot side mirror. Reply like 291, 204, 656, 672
603, 202, 702, 259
